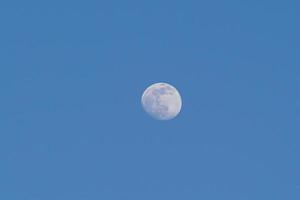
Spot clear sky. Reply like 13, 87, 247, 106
1, 0, 299, 199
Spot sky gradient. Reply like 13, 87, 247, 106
1, 0, 299, 199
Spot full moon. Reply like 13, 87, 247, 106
141, 82, 182, 120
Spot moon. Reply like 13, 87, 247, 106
141, 82, 182, 120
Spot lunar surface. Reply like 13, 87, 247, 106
141, 82, 182, 120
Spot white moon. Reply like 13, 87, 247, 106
141, 82, 182, 120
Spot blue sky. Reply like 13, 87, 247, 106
1, 0, 299, 199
